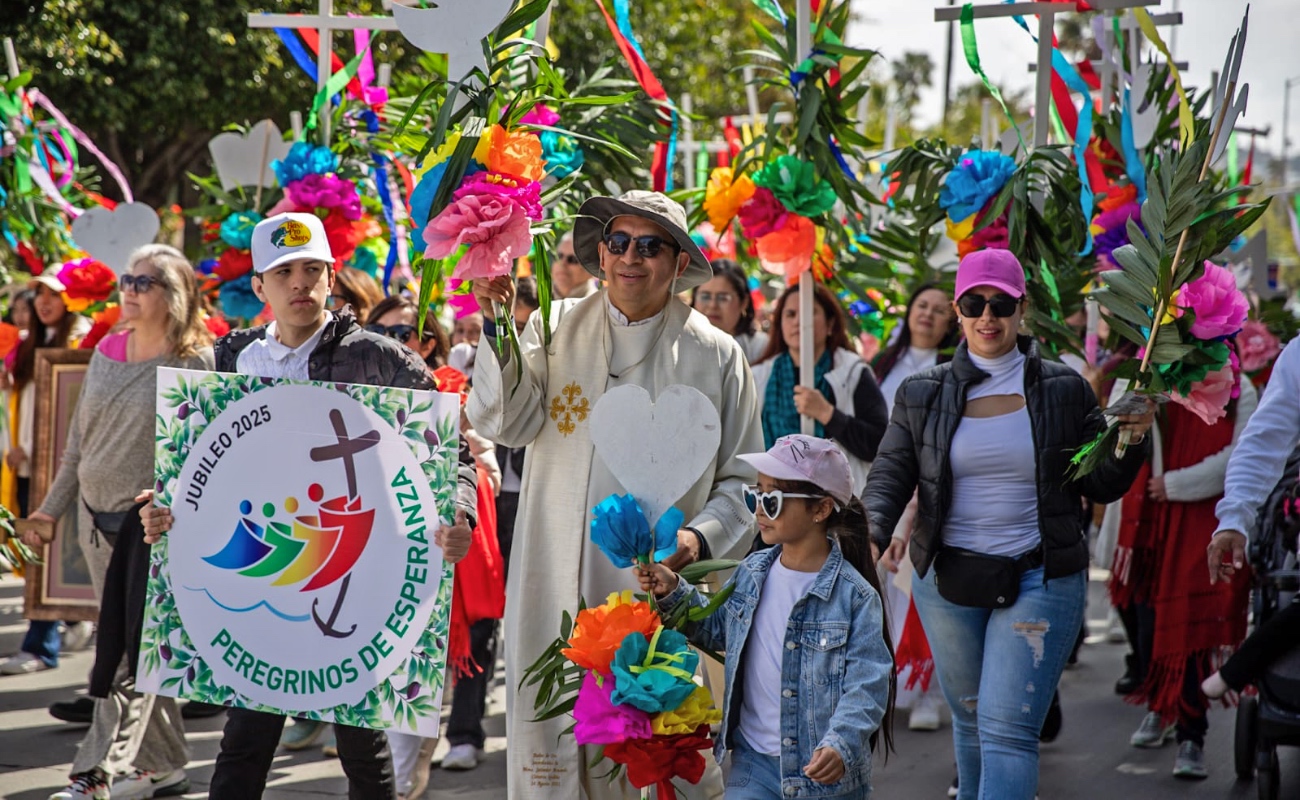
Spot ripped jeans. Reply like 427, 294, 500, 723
912, 566, 1086, 800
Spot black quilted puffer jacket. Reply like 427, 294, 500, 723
864, 336, 1148, 581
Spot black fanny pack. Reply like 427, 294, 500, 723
931, 544, 1044, 609
83, 499, 128, 545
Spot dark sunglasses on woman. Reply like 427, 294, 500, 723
602, 231, 680, 260
366, 323, 417, 344
957, 293, 1021, 319
743, 485, 824, 520
119, 274, 161, 293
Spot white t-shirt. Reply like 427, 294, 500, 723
235, 314, 331, 380
944, 406, 1040, 556
738, 556, 821, 756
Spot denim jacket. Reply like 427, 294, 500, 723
662, 541, 892, 796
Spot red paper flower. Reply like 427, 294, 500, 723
215, 248, 254, 281
204, 313, 231, 338
16, 242, 44, 275
322, 208, 366, 267
603, 727, 714, 798
79, 304, 121, 351
56, 258, 116, 311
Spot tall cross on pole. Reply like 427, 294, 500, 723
934, 0, 1160, 149
247, 0, 397, 143
795, 0, 816, 435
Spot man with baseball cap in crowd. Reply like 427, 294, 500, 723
467, 191, 764, 798
139, 212, 478, 799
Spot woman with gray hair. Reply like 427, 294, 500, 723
24, 244, 215, 800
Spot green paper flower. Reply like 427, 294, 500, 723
752, 155, 837, 218
1155, 340, 1230, 395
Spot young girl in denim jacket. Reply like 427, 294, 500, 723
637, 434, 895, 798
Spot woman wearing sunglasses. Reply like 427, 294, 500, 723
26, 245, 214, 800
365, 296, 450, 370
865, 249, 1154, 800
751, 282, 889, 506
691, 259, 767, 364
637, 434, 894, 798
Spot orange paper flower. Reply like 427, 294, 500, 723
755, 215, 817, 282
562, 591, 661, 676
477, 124, 546, 184
1097, 183, 1137, 212
703, 168, 756, 232
0, 323, 20, 360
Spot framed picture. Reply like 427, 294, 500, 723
24, 348, 96, 622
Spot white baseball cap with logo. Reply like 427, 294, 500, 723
250, 212, 334, 274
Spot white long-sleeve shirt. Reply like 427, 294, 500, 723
1216, 337, 1300, 539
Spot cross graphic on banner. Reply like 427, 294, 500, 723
935, 0, 1162, 149
247, 0, 397, 141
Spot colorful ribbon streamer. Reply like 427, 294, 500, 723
358, 110, 400, 294
305, 42, 371, 134
960, 3, 1026, 154
1051, 49, 1095, 255
27, 89, 133, 204
1133, 8, 1193, 149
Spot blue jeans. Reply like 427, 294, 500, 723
21, 620, 60, 667
726, 731, 865, 799
912, 566, 1085, 800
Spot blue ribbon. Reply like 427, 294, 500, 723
665, 107, 679, 192
828, 135, 857, 182
274, 28, 318, 81
1120, 89, 1148, 205
359, 110, 400, 294
1050, 49, 1095, 256
611, 0, 647, 62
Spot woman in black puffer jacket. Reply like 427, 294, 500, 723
864, 250, 1153, 800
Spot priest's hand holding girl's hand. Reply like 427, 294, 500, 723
634, 562, 680, 598
435, 509, 472, 564
471, 277, 515, 317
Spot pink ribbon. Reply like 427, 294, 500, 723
27, 89, 134, 203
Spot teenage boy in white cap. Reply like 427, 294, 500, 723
467, 191, 763, 798
139, 212, 477, 799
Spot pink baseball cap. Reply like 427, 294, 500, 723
954, 249, 1026, 300
739, 435, 854, 507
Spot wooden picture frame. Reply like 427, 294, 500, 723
24, 348, 96, 622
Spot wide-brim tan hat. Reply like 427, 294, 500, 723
574, 190, 712, 291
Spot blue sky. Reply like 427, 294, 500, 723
848, 0, 1300, 161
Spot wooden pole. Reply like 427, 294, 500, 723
4, 38, 18, 80
796, 0, 815, 436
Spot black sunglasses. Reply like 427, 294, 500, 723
603, 231, 680, 260
119, 274, 161, 294
957, 293, 1021, 319
366, 323, 417, 344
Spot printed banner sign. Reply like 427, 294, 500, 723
139, 368, 459, 735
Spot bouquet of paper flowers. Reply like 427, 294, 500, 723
522, 493, 737, 798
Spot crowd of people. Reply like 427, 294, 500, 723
0, 188, 1295, 800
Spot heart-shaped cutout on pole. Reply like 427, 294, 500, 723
208, 119, 294, 191
590, 384, 722, 529
70, 202, 160, 274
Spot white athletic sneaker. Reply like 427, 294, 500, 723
48, 771, 109, 800
440, 743, 483, 770
1, 652, 52, 675
61, 621, 95, 652
109, 769, 188, 799
909, 692, 943, 731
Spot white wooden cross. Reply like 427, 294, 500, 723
935, 0, 1161, 150
247, 0, 397, 142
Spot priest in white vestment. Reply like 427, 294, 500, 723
467, 191, 763, 799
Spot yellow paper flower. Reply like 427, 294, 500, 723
1160, 288, 1184, 325
704, 167, 756, 232
651, 684, 723, 735
945, 213, 976, 243
413, 133, 462, 179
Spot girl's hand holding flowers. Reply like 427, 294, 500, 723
634, 562, 679, 598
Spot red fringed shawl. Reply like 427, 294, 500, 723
1110, 402, 1251, 723
448, 463, 506, 681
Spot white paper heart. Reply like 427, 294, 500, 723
208, 120, 294, 191
70, 202, 159, 274
590, 384, 722, 528
391, 0, 514, 84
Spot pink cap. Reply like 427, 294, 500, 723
954, 249, 1026, 300
739, 435, 854, 507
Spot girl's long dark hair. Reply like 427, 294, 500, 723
13, 290, 77, 390
772, 478, 896, 757
872, 282, 959, 382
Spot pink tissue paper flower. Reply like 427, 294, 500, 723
1237, 320, 1281, 373
737, 187, 789, 240
454, 172, 543, 221
423, 193, 533, 281
1180, 261, 1248, 340
574, 671, 653, 746
1169, 364, 1237, 426
287, 174, 363, 220
519, 104, 561, 128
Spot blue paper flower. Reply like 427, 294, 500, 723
610, 629, 701, 714
348, 244, 381, 280
940, 150, 1017, 223
272, 141, 338, 187
590, 494, 683, 569
540, 130, 585, 179
196, 258, 219, 275
848, 300, 874, 318
219, 210, 263, 250
218, 272, 265, 322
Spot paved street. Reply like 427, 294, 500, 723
1, 570, 1297, 799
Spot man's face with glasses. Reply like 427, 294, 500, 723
551, 237, 589, 299
597, 215, 687, 323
